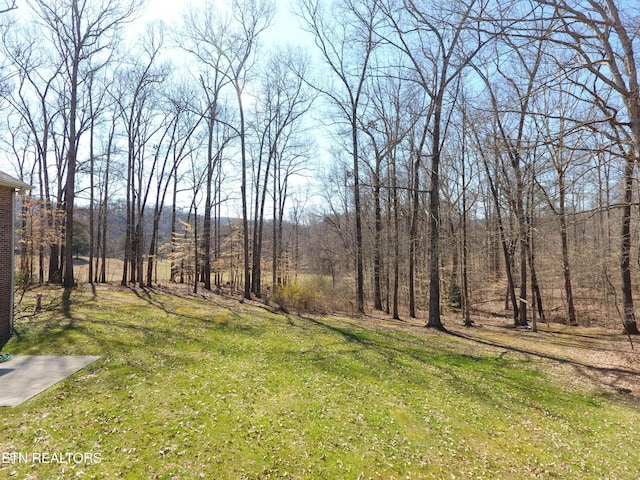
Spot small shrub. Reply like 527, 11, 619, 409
14, 270, 33, 290
447, 283, 462, 309
272, 282, 321, 314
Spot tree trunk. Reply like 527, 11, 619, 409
98, 123, 113, 284
122, 148, 133, 286
620, 154, 640, 334
448, 217, 459, 291
238, 89, 251, 300
203, 107, 215, 292
514, 166, 528, 327
63, 57, 79, 289
146, 205, 161, 287
481, 155, 519, 325
352, 111, 365, 314
88, 114, 95, 284
558, 172, 576, 325
427, 92, 444, 330
373, 153, 383, 311
272, 165, 278, 288
252, 145, 274, 298
392, 151, 400, 321
527, 187, 544, 331
193, 205, 199, 294
170, 171, 179, 283
461, 142, 472, 327
408, 147, 421, 318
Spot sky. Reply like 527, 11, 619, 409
8, 0, 312, 52
141, 0, 311, 48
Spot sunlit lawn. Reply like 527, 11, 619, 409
1, 285, 638, 479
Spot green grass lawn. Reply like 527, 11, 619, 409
1, 285, 638, 479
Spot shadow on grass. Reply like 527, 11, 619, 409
128, 286, 247, 326
447, 329, 639, 400
20, 285, 638, 408
10, 286, 223, 364
62, 287, 72, 319
302, 310, 638, 403
284, 314, 576, 411
447, 329, 636, 376
287, 312, 640, 409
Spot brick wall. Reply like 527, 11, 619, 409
0, 186, 13, 342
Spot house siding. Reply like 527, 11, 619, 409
0, 186, 13, 342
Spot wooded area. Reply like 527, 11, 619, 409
3, 0, 640, 334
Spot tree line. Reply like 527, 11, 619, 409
3, 0, 640, 334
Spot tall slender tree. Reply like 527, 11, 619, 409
2, 24, 64, 283
382, 0, 495, 328
115, 22, 168, 287
298, 0, 381, 313
251, 48, 313, 297
28, 0, 142, 288
181, 0, 274, 299
534, 0, 640, 333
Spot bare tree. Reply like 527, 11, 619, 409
179, 6, 233, 292
360, 63, 420, 314
448, 93, 477, 326
382, 0, 496, 328
532, 81, 591, 326
533, 0, 640, 333
145, 82, 203, 287
1, 23, 65, 283
271, 131, 315, 289
250, 47, 314, 297
181, 0, 274, 299
85, 67, 114, 284
28, 0, 142, 288
0, 1, 15, 14
466, 97, 522, 326
95, 105, 118, 283
537, 0, 640, 158
298, 0, 382, 313
470, 9, 560, 326
114, 23, 168, 287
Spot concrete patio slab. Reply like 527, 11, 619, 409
0, 355, 100, 407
